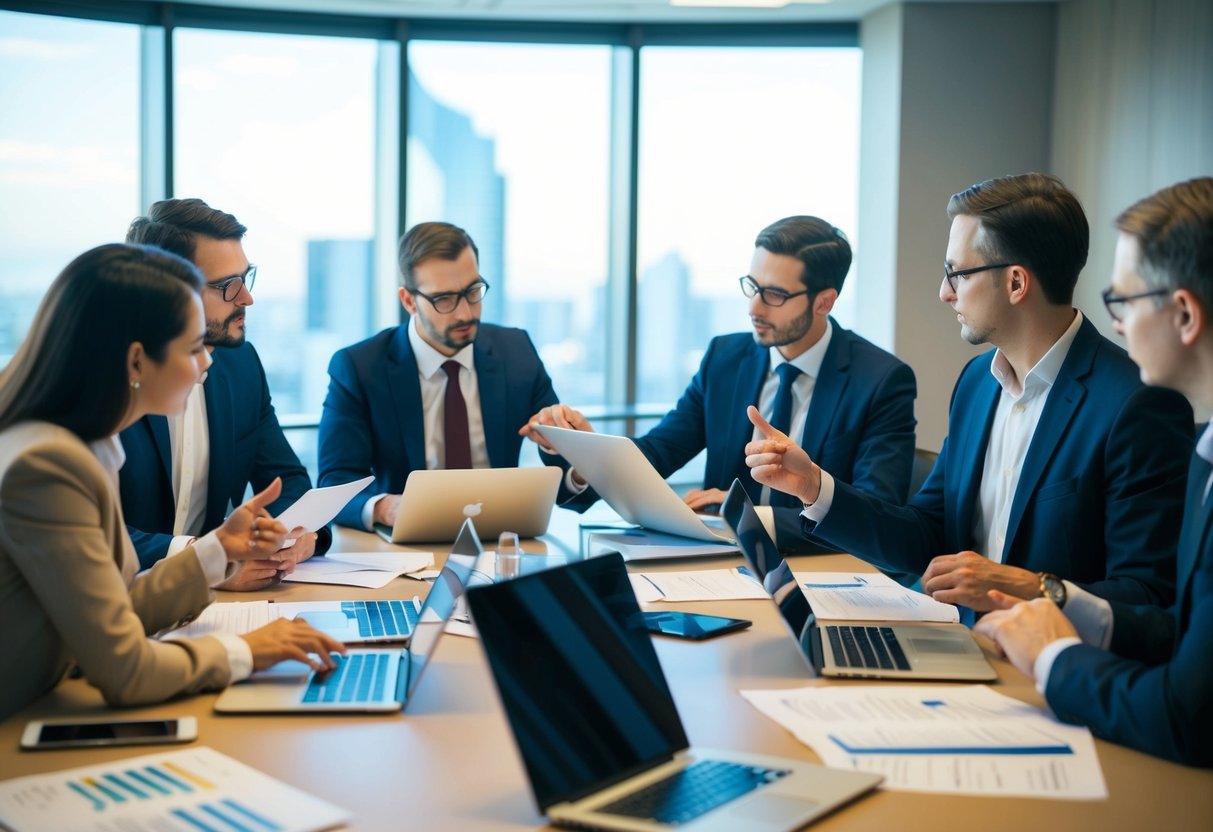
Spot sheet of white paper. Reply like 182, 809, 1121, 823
589, 530, 737, 561
160, 601, 280, 639
0, 746, 350, 832
282, 560, 401, 589
740, 685, 1107, 799
410, 569, 442, 581
325, 551, 433, 573
629, 567, 766, 603
794, 571, 959, 623
275, 475, 373, 544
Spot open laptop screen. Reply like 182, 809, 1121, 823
467, 554, 689, 812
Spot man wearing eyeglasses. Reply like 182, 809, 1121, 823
118, 198, 326, 587
747, 173, 1193, 615
318, 221, 574, 530
974, 177, 1213, 766
523, 215, 918, 553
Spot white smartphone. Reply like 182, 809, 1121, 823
20, 717, 197, 751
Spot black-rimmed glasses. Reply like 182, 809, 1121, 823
738, 275, 812, 307
943, 262, 1014, 293
1101, 286, 1169, 323
207, 265, 256, 303
412, 279, 490, 314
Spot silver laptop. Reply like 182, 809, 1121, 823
375, 466, 561, 543
721, 481, 997, 682
272, 521, 485, 644
533, 425, 734, 544
467, 553, 882, 831
214, 520, 488, 714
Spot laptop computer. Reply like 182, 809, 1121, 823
533, 425, 734, 545
271, 520, 485, 644
466, 553, 882, 831
721, 480, 996, 682
375, 466, 561, 543
214, 520, 489, 714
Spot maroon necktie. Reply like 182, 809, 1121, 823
442, 360, 472, 469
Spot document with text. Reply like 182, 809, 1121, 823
282, 551, 433, 588
630, 567, 767, 603
740, 684, 1107, 799
795, 571, 960, 623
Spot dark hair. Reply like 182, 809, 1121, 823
947, 173, 1089, 305
753, 216, 852, 294
397, 222, 479, 290
0, 244, 204, 441
126, 198, 247, 262
1115, 177, 1213, 312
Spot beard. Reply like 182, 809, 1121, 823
418, 313, 480, 352
751, 307, 812, 348
205, 309, 246, 348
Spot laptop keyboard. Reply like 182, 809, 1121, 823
598, 760, 789, 825
341, 600, 419, 638
302, 653, 392, 704
826, 625, 911, 671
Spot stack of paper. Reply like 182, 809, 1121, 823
630, 567, 767, 603
588, 529, 737, 561
796, 571, 959, 623
0, 746, 349, 831
283, 550, 433, 588
741, 684, 1107, 799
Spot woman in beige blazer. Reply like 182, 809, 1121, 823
0, 244, 343, 721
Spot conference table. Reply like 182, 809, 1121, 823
2, 506, 1211, 831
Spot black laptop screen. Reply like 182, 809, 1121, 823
467, 554, 689, 811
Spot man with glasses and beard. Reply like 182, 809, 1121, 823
319, 221, 576, 531
746, 174, 1193, 618
120, 198, 327, 589
523, 215, 918, 553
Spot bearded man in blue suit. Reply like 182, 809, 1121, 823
747, 173, 1193, 614
523, 215, 918, 553
976, 177, 1213, 767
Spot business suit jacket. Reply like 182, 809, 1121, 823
318, 323, 566, 529
809, 317, 1193, 605
1045, 451, 1213, 766
119, 342, 322, 570
0, 422, 229, 721
581, 323, 917, 551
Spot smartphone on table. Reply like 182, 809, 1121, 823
20, 717, 198, 751
641, 611, 751, 641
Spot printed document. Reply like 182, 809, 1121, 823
630, 567, 767, 603
283, 551, 433, 588
796, 571, 960, 623
275, 475, 373, 545
740, 684, 1107, 799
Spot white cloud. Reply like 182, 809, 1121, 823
0, 141, 134, 187
0, 37, 87, 61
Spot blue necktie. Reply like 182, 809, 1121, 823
768, 363, 803, 438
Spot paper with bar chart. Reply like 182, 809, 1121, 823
0, 746, 349, 831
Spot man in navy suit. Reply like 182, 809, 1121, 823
318, 222, 572, 530
523, 215, 917, 552
747, 174, 1193, 611
976, 177, 1213, 766
120, 199, 326, 587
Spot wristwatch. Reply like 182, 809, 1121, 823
1038, 572, 1067, 608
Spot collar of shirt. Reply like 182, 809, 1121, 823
1197, 422, 1213, 466
88, 433, 126, 476
989, 309, 1084, 400
408, 316, 476, 380
768, 317, 833, 378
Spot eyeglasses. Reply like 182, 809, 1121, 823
207, 265, 256, 303
1101, 286, 1169, 323
943, 262, 1014, 293
412, 279, 490, 314
738, 275, 812, 307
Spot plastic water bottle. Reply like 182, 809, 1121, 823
496, 531, 522, 582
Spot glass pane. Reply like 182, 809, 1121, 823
406, 41, 613, 409
174, 28, 380, 431
636, 46, 862, 405
0, 10, 140, 366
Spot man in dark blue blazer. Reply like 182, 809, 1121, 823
976, 177, 1213, 766
120, 199, 325, 585
747, 174, 1192, 612
318, 222, 572, 530
523, 216, 917, 552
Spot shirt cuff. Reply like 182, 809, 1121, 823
193, 531, 231, 587
1060, 581, 1113, 649
361, 493, 387, 531
564, 467, 589, 494
167, 534, 196, 557
800, 470, 836, 523
211, 632, 254, 682
1034, 636, 1083, 695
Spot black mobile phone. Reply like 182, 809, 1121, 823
641, 611, 752, 641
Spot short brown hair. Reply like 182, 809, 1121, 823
397, 222, 479, 290
947, 173, 1088, 305
1115, 177, 1213, 312
754, 216, 852, 294
126, 198, 246, 263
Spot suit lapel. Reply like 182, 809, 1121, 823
800, 326, 848, 460
146, 416, 172, 482
1177, 455, 1213, 621
203, 354, 234, 522
389, 325, 427, 471
720, 342, 769, 501
475, 335, 507, 467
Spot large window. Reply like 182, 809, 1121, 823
0, 10, 140, 365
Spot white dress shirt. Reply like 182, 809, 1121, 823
165, 382, 211, 556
